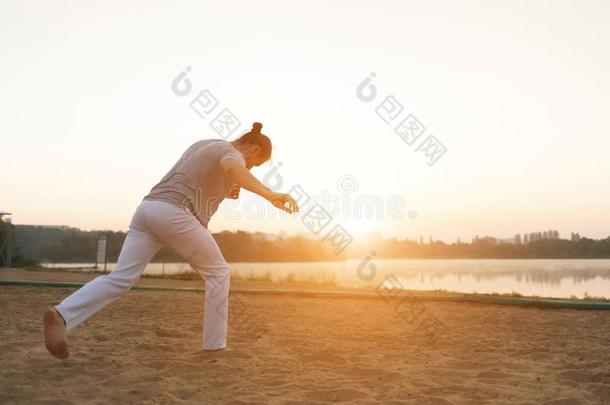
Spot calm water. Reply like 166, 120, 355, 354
42, 259, 610, 299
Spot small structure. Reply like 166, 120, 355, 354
95, 233, 109, 272
0, 211, 12, 268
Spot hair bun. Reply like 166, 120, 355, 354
251, 122, 263, 134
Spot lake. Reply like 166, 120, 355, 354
41, 259, 610, 299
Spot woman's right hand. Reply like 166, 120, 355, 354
268, 192, 299, 214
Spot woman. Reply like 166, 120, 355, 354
44, 122, 298, 359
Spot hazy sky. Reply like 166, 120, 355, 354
2, 0, 609, 241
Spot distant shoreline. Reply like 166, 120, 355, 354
5, 266, 609, 304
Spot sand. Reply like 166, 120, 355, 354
1, 277, 610, 404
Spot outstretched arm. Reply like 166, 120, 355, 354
221, 159, 299, 214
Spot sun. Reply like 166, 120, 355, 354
342, 218, 375, 237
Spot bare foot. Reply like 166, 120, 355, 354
43, 308, 69, 359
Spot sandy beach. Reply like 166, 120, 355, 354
1, 270, 609, 404
4, 1, 610, 403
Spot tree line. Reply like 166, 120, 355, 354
10, 224, 610, 265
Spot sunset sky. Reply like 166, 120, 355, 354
2, 0, 609, 242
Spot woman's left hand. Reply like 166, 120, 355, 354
268, 192, 299, 214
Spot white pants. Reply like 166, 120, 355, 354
55, 199, 231, 350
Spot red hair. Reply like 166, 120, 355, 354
237, 122, 272, 161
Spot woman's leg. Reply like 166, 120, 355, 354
145, 201, 231, 350
54, 201, 165, 331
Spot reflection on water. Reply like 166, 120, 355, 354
42, 259, 610, 299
